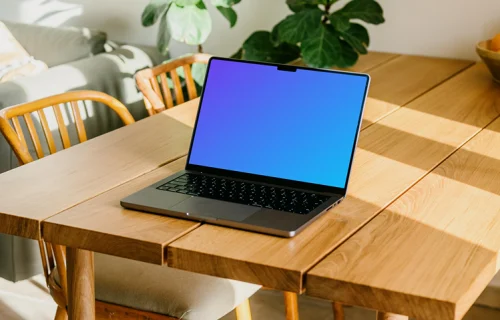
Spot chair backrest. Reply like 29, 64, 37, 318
135, 53, 212, 116
0, 90, 135, 311
0, 90, 135, 165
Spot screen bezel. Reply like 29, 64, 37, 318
185, 56, 370, 196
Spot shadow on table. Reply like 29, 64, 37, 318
355, 119, 500, 196
308, 192, 498, 320
368, 64, 500, 127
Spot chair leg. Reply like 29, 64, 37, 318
376, 311, 409, 320
283, 292, 299, 320
332, 302, 344, 320
54, 307, 68, 320
235, 298, 252, 320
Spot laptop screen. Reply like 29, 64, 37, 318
187, 58, 369, 190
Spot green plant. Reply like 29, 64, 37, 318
233, 0, 385, 68
141, 0, 243, 54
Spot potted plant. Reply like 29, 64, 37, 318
141, 0, 243, 54
233, 0, 385, 68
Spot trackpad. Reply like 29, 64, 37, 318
170, 197, 258, 222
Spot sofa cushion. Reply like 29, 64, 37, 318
0, 22, 47, 82
55, 253, 260, 320
2, 20, 107, 67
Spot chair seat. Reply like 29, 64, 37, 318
56, 252, 260, 320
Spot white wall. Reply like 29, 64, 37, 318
1, 0, 500, 60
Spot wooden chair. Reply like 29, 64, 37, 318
135, 53, 212, 115
0, 90, 253, 320
0, 90, 135, 164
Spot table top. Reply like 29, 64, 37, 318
2, 51, 498, 319
306, 71, 500, 319
41, 52, 474, 291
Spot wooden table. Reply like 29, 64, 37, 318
1, 52, 498, 320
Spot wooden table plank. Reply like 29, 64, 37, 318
361, 55, 471, 129
167, 63, 500, 293
43, 157, 199, 265
306, 116, 500, 320
0, 100, 198, 239
345, 52, 399, 73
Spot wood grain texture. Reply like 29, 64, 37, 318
0, 99, 198, 239
361, 55, 472, 130
283, 292, 299, 320
306, 101, 500, 319
67, 248, 95, 320
167, 63, 499, 293
344, 52, 399, 73
332, 302, 345, 320
234, 299, 252, 320
43, 157, 199, 265
54, 307, 68, 320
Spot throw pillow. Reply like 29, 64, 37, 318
0, 21, 47, 82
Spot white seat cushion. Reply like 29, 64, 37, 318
58, 253, 260, 320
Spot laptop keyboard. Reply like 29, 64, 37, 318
156, 173, 330, 215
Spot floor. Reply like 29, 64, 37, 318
0, 275, 499, 320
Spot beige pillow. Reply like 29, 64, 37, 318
0, 21, 47, 82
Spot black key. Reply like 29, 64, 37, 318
156, 174, 329, 214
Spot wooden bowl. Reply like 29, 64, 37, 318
477, 40, 500, 83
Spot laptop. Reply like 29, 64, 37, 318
121, 57, 370, 237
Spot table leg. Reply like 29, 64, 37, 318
235, 298, 252, 320
283, 291, 299, 320
332, 302, 345, 320
67, 248, 95, 320
376, 311, 409, 320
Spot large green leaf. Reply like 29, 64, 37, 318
217, 6, 237, 27
285, 0, 319, 12
211, 0, 241, 7
337, 39, 358, 67
286, 0, 334, 11
278, 8, 323, 44
157, 11, 171, 55
174, 0, 200, 5
270, 21, 283, 46
339, 23, 369, 54
142, 0, 171, 27
301, 24, 341, 68
329, 13, 350, 32
242, 31, 301, 63
335, 0, 384, 25
191, 62, 208, 87
231, 48, 243, 59
167, 3, 212, 45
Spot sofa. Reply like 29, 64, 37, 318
0, 21, 166, 282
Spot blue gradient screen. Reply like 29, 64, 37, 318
188, 59, 369, 188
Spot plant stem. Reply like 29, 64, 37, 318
322, 3, 332, 23
198, 44, 204, 53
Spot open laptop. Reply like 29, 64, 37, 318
121, 57, 370, 237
